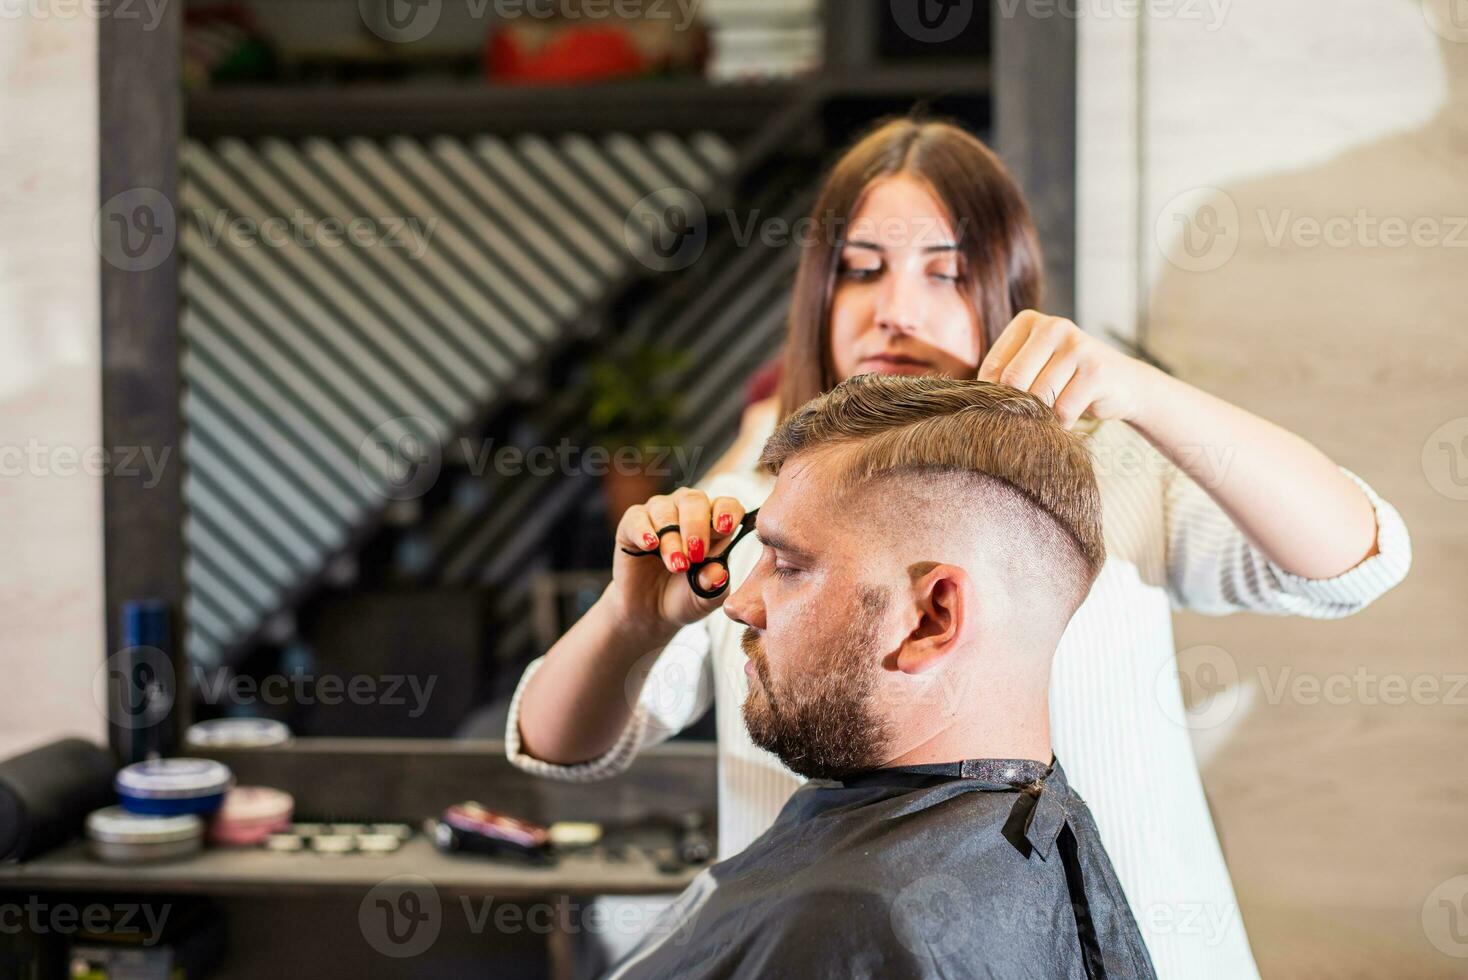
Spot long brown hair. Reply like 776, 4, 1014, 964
774, 117, 1044, 421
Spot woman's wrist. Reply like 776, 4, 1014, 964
1121, 360, 1173, 432
596, 584, 680, 651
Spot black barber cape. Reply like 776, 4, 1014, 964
605, 758, 1156, 980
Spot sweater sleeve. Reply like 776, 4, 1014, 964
503, 465, 769, 782
503, 617, 716, 781
1163, 460, 1412, 618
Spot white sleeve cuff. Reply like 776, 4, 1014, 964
503, 656, 651, 782
1264, 467, 1413, 613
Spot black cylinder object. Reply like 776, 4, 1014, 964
0, 738, 117, 862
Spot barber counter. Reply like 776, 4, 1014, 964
0, 739, 716, 979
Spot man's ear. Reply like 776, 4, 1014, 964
892, 564, 969, 676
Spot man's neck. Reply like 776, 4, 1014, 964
882, 690, 1052, 769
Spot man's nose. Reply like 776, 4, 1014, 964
722, 573, 764, 630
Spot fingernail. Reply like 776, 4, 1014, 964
671, 553, 689, 572
711, 567, 728, 586
716, 514, 733, 534
643, 533, 659, 549
688, 537, 704, 563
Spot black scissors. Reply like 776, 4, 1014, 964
619, 508, 761, 600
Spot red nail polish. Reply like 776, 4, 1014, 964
671, 553, 689, 572
688, 537, 704, 563
643, 533, 659, 549
711, 567, 728, 586
716, 514, 733, 534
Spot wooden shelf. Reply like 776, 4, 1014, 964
0, 836, 696, 900
184, 65, 989, 138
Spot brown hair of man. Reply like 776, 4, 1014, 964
758, 373, 1105, 610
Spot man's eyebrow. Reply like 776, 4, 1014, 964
754, 519, 818, 560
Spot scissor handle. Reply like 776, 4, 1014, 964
617, 509, 761, 600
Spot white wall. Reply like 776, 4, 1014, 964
1080, 1, 1468, 975
0, 12, 108, 759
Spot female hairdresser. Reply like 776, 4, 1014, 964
506, 118, 1411, 980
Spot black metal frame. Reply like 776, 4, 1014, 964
99, 0, 189, 757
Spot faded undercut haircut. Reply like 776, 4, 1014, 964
758, 374, 1106, 607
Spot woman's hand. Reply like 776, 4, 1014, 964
608, 487, 749, 633
977, 310, 1159, 428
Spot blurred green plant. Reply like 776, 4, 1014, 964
580, 342, 688, 453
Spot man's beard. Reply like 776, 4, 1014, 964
740, 586, 895, 781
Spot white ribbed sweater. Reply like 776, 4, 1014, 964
506, 418, 1412, 980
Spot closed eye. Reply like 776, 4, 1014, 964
772, 563, 801, 578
